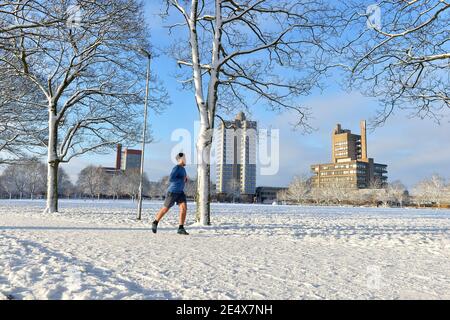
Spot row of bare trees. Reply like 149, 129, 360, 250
0, 161, 73, 200
281, 174, 450, 207
0, 162, 199, 201
76, 166, 199, 200
412, 174, 450, 208
76, 166, 149, 201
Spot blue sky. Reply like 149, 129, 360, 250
66, 1, 450, 189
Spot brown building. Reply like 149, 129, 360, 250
311, 121, 388, 189
103, 144, 142, 175
117, 144, 142, 171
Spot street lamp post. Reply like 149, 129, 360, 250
137, 49, 151, 221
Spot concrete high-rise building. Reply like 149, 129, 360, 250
311, 121, 388, 189
216, 112, 257, 202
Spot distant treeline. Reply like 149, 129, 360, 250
1, 161, 449, 209
280, 174, 450, 208
0, 161, 198, 201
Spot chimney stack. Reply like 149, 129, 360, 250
360, 120, 368, 161
116, 144, 122, 170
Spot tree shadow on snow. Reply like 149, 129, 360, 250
2, 223, 449, 239
187, 223, 450, 239
2, 234, 178, 300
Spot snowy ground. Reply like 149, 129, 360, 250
0, 200, 449, 300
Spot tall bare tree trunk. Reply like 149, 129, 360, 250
191, 0, 222, 225
195, 115, 212, 225
187, 0, 212, 225
46, 161, 59, 213
45, 110, 59, 213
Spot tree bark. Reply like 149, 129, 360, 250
191, 0, 223, 225
187, 0, 212, 225
195, 123, 212, 225
45, 111, 59, 213
45, 161, 59, 213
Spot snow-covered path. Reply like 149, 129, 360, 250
1, 200, 449, 300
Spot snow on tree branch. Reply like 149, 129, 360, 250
343, 0, 450, 127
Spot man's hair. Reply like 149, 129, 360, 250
176, 153, 185, 161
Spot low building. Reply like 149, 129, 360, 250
311, 121, 388, 189
256, 187, 287, 204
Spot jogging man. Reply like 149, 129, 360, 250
152, 153, 189, 235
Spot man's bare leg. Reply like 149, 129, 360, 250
152, 207, 169, 234
179, 202, 187, 225
177, 202, 189, 235
155, 207, 170, 222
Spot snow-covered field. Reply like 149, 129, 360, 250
0, 200, 449, 300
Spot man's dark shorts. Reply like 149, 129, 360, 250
164, 192, 187, 209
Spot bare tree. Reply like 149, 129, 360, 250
310, 186, 334, 205
163, 0, 348, 224
1, 164, 28, 199
0, 107, 22, 162
0, 165, 17, 199
159, 175, 170, 193
387, 180, 408, 207
77, 166, 98, 199
286, 175, 310, 204
445, 183, 450, 206
225, 177, 241, 203
429, 174, 447, 207
276, 189, 288, 204
412, 180, 428, 208
347, 189, 365, 206
0, 75, 46, 164
25, 161, 47, 200
0, 1, 64, 40
77, 166, 107, 200
147, 181, 160, 200
108, 173, 124, 200
412, 174, 446, 207
121, 169, 150, 201
309, 187, 323, 205
92, 168, 109, 200
184, 177, 198, 199
58, 167, 75, 199
345, 1, 450, 126
329, 181, 353, 205
0, 0, 168, 213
